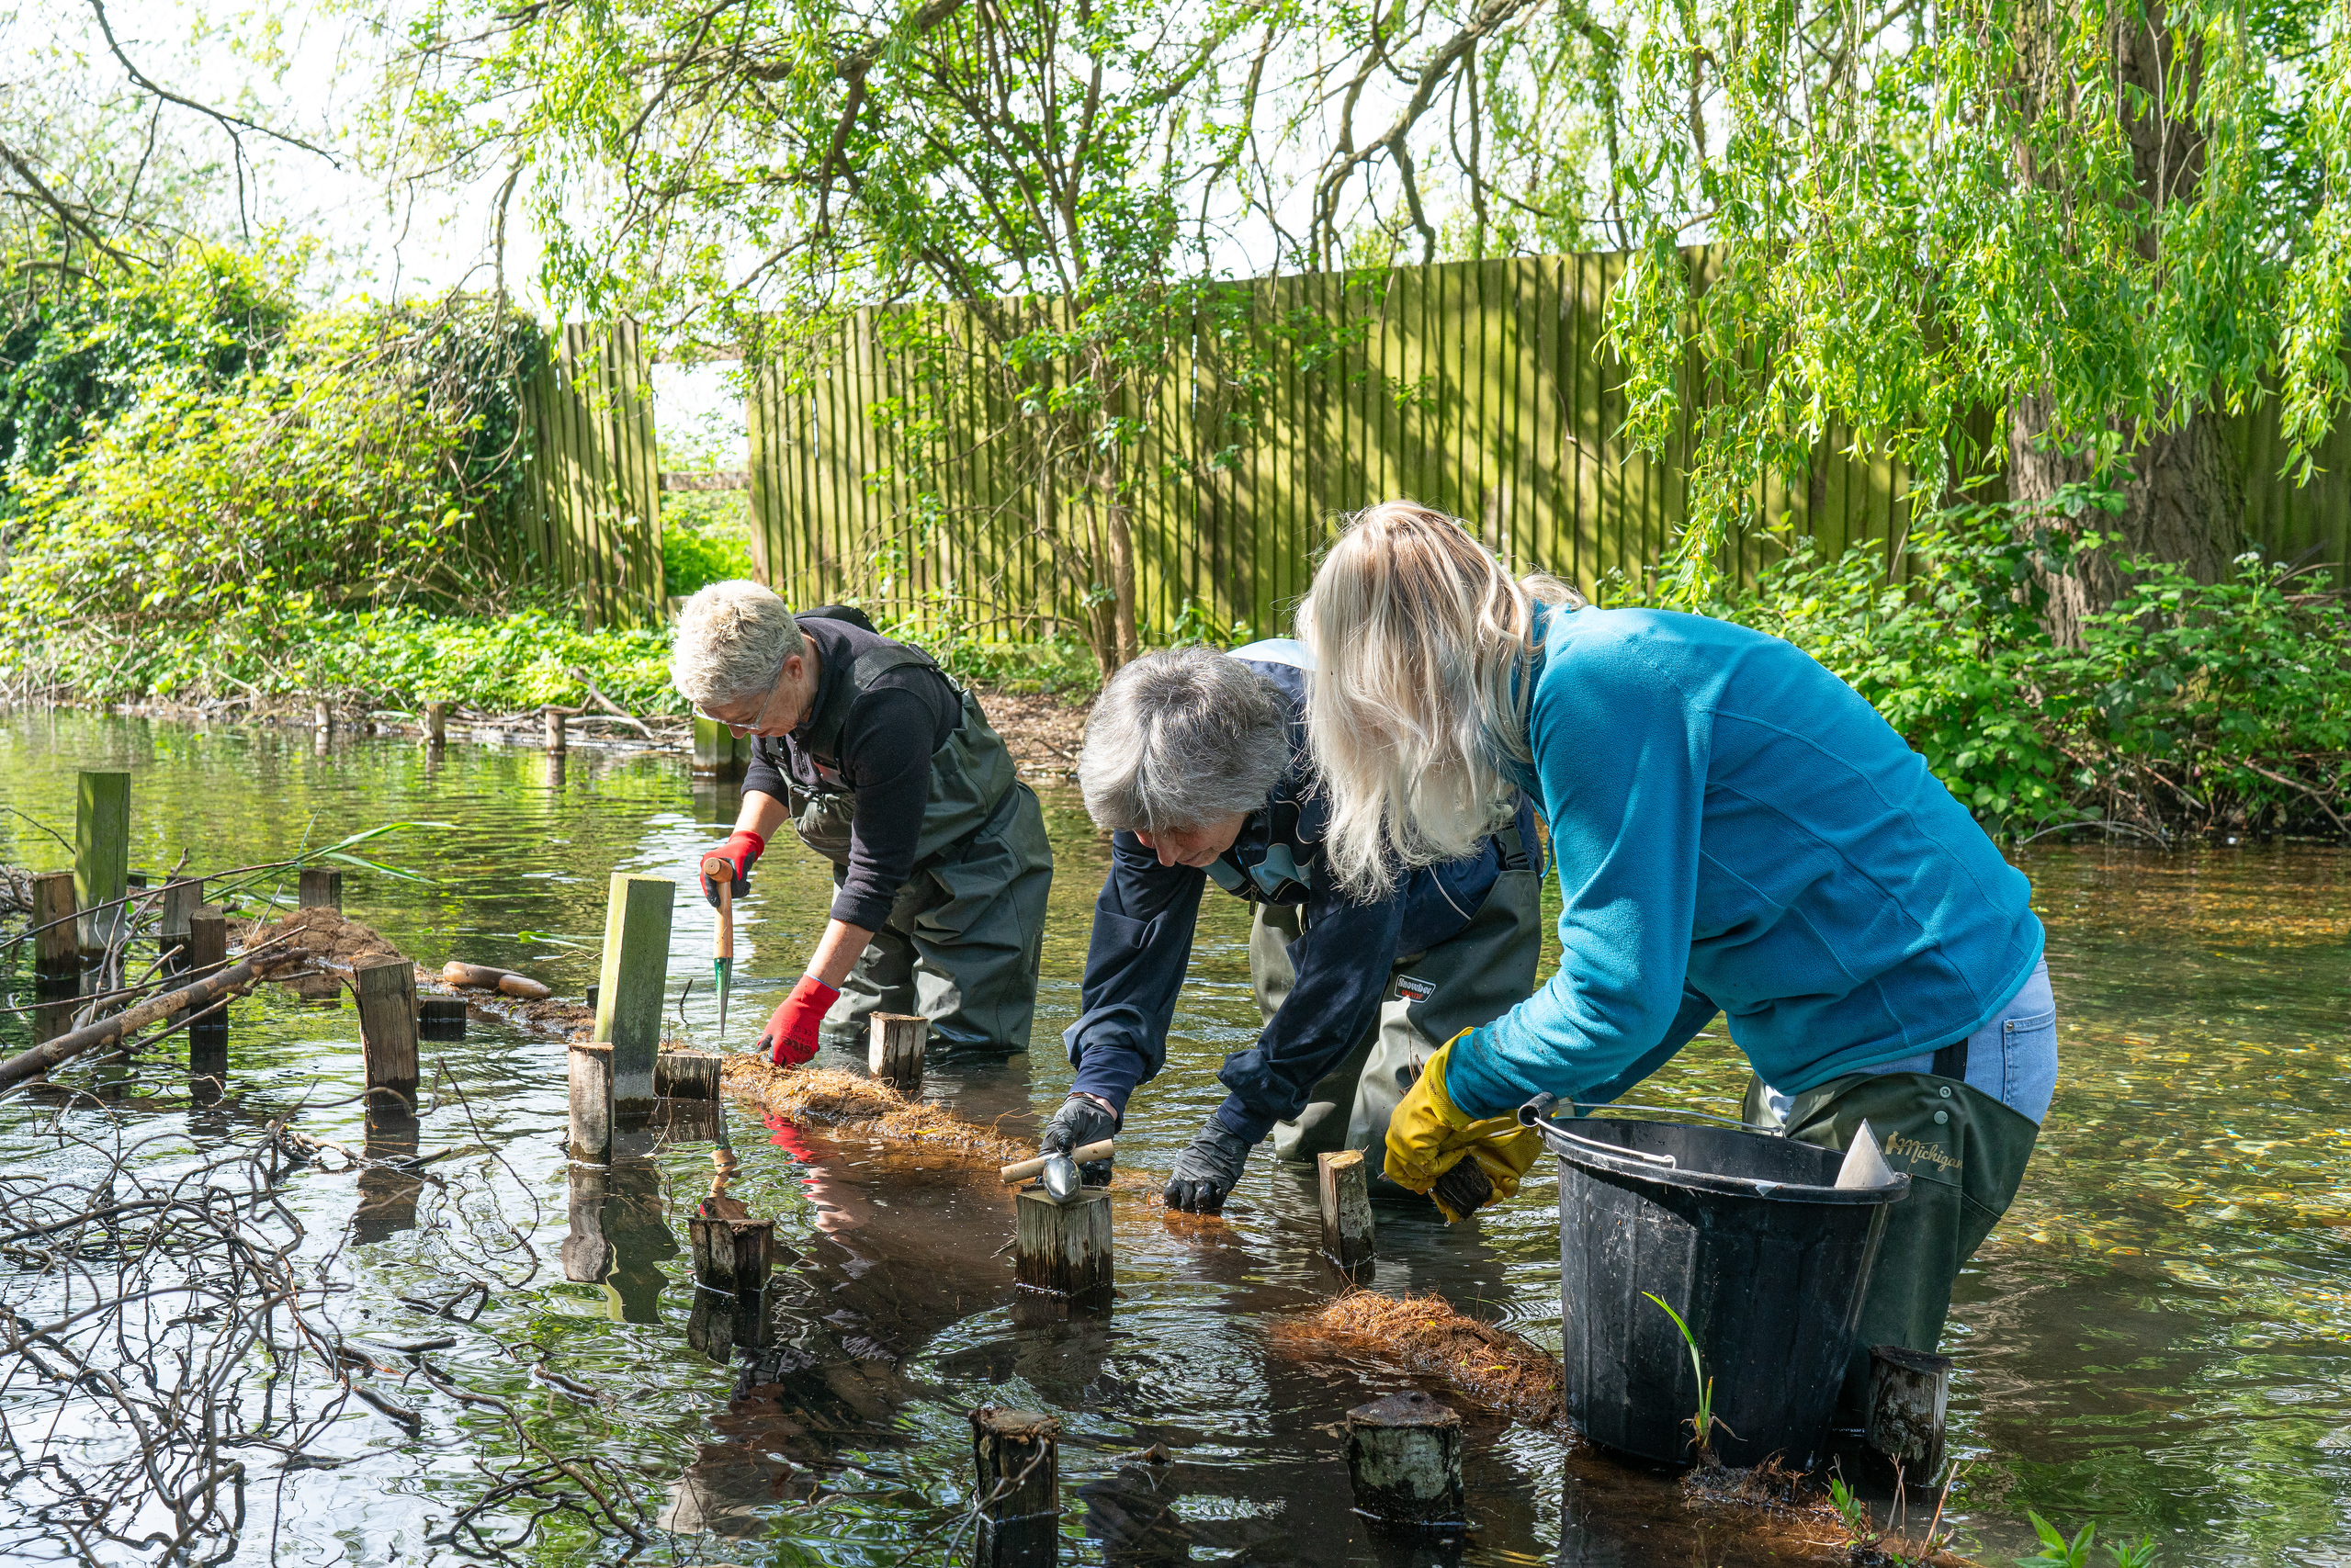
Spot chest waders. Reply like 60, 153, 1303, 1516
764, 643, 1054, 1058
1744, 1069, 2041, 1417
1255, 819, 1544, 1185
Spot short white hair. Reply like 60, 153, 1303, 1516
671, 581, 805, 709
1079, 648, 1293, 833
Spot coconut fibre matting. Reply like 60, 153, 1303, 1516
1272, 1291, 1567, 1427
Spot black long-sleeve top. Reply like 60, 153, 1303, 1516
743, 615, 961, 931
1060, 644, 1529, 1141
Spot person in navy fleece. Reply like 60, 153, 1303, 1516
1040, 642, 1543, 1213
1299, 501, 2056, 1404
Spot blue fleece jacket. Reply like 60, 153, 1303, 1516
1444, 605, 2044, 1120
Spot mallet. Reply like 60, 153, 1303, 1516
999, 1139, 1114, 1203
699, 851, 735, 1033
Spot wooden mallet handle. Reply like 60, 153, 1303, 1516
702, 853, 735, 959
999, 1139, 1114, 1184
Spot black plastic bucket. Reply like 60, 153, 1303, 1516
1520, 1100, 1908, 1470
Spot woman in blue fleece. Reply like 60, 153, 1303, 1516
1298, 502, 2056, 1400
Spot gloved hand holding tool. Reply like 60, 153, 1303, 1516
758, 974, 838, 1067
701, 829, 763, 907
1163, 1119, 1256, 1213
1000, 1136, 1116, 1203
1383, 1032, 1543, 1222
1040, 1094, 1119, 1188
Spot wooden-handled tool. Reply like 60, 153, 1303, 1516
700, 852, 735, 1033
999, 1140, 1114, 1184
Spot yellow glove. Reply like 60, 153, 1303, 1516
1383, 1032, 1543, 1222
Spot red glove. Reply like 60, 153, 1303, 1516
760, 974, 839, 1066
701, 829, 765, 908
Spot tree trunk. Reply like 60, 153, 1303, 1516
1100, 465, 1140, 670
2006, 398, 2245, 645
2004, 0, 2244, 642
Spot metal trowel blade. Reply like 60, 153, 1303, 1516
1836, 1120, 1895, 1190
1041, 1154, 1081, 1203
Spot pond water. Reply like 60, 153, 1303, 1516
3, 710, 2347, 1567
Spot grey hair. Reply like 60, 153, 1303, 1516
670, 580, 806, 709
1079, 647, 1293, 833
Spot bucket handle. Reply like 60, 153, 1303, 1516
1519, 1094, 1678, 1168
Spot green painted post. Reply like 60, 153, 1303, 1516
594, 874, 674, 1105
73, 771, 130, 954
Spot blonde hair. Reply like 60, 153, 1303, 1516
1300, 501, 1578, 900
671, 581, 806, 708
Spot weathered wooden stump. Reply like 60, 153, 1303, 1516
312, 700, 334, 735
1015, 1189, 1113, 1304
544, 707, 568, 753
185, 906, 230, 1068
568, 1041, 615, 1161
30, 872, 77, 1051
298, 866, 343, 911
159, 877, 203, 974
1345, 1392, 1464, 1528
1317, 1148, 1377, 1271
969, 1405, 1060, 1568
1866, 1344, 1952, 1480
657, 1049, 722, 1100
868, 1011, 926, 1092
686, 1215, 774, 1355
352, 955, 420, 1111
423, 700, 447, 749
593, 874, 673, 1110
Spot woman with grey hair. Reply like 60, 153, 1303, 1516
1042, 639, 1543, 1213
672, 581, 1052, 1063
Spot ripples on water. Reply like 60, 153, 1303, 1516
2, 712, 2346, 1565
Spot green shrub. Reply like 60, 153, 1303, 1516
661, 523, 756, 600
1701, 504, 2351, 838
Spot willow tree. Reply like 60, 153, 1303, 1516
388, 0, 1291, 672
1577, 0, 2351, 625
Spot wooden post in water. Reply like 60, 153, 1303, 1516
185, 906, 230, 1084
423, 701, 446, 748
73, 771, 130, 956
352, 955, 420, 1111
656, 1050, 721, 1100
1866, 1344, 1952, 1480
30, 872, 77, 1050
1014, 1189, 1113, 1303
593, 874, 673, 1110
1317, 1149, 1377, 1272
544, 706, 568, 753
568, 1042, 615, 1160
691, 716, 746, 779
313, 700, 334, 734
1345, 1392, 1465, 1528
868, 1012, 926, 1093
159, 877, 202, 974
298, 867, 343, 911
968, 1406, 1060, 1568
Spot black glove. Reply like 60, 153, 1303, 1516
1163, 1120, 1255, 1213
1040, 1095, 1119, 1188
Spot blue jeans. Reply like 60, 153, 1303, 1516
1763, 957, 2059, 1124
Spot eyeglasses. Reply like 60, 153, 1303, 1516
692, 675, 786, 737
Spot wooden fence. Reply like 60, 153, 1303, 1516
513, 256, 2348, 640
514, 321, 664, 627
737, 254, 2351, 643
